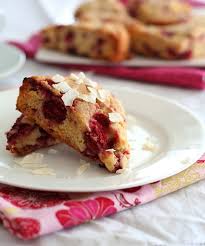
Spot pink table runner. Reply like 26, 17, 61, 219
0, 156, 204, 240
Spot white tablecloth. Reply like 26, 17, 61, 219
1, 1, 205, 245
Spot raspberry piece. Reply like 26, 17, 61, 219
42, 97, 67, 123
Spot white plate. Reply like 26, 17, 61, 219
36, 48, 205, 68
0, 87, 205, 192
0, 43, 26, 79
0, 9, 5, 32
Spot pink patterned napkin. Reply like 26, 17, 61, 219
0, 156, 204, 240
8, 33, 205, 90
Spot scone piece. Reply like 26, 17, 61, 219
128, 16, 205, 60
75, 0, 129, 24
6, 115, 59, 155
41, 21, 130, 62
17, 73, 130, 173
127, 0, 191, 25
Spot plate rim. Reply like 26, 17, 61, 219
0, 87, 205, 192
36, 48, 205, 68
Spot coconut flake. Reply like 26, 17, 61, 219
15, 153, 44, 165
16, 163, 48, 169
14, 153, 48, 169
77, 160, 91, 175
98, 89, 110, 102
70, 72, 86, 85
48, 149, 58, 154
69, 73, 83, 84
180, 157, 191, 165
53, 81, 71, 93
76, 79, 84, 85
70, 73, 79, 81
142, 141, 157, 152
105, 148, 116, 152
52, 74, 65, 83
87, 86, 98, 96
70, 72, 97, 87
84, 77, 97, 88
62, 89, 79, 106
78, 93, 96, 104
78, 72, 86, 80
31, 168, 56, 176
108, 112, 123, 123
116, 169, 125, 174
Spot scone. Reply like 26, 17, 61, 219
16, 73, 130, 173
41, 21, 130, 62
6, 115, 59, 155
75, 0, 129, 24
127, 0, 191, 25
128, 16, 205, 60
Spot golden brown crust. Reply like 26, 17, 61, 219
17, 74, 130, 172
74, 0, 129, 24
127, 0, 191, 25
128, 17, 205, 59
41, 22, 130, 62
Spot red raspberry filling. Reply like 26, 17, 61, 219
42, 36, 50, 44
113, 149, 130, 171
93, 37, 106, 56
37, 128, 55, 145
67, 47, 77, 54
6, 115, 57, 155
65, 31, 74, 43
167, 48, 192, 59
142, 43, 160, 57
42, 97, 67, 123
55, 25, 64, 30
84, 113, 116, 158
128, 0, 144, 17
6, 116, 35, 145
161, 30, 175, 37
96, 38, 106, 47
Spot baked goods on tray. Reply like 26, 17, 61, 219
127, 0, 191, 25
41, 21, 130, 62
38, 0, 205, 61
75, 0, 129, 24
128, 16, 205, 60
16, 73, 130, 173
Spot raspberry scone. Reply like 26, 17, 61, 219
41, 21, 130, 62
74, 0, 129, 24
128, 16, 205, 60
127, 0, 191, 25
16, 73, 130, 173
6, 115, 59, 155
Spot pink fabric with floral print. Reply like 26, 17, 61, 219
0, 155, 204, 240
